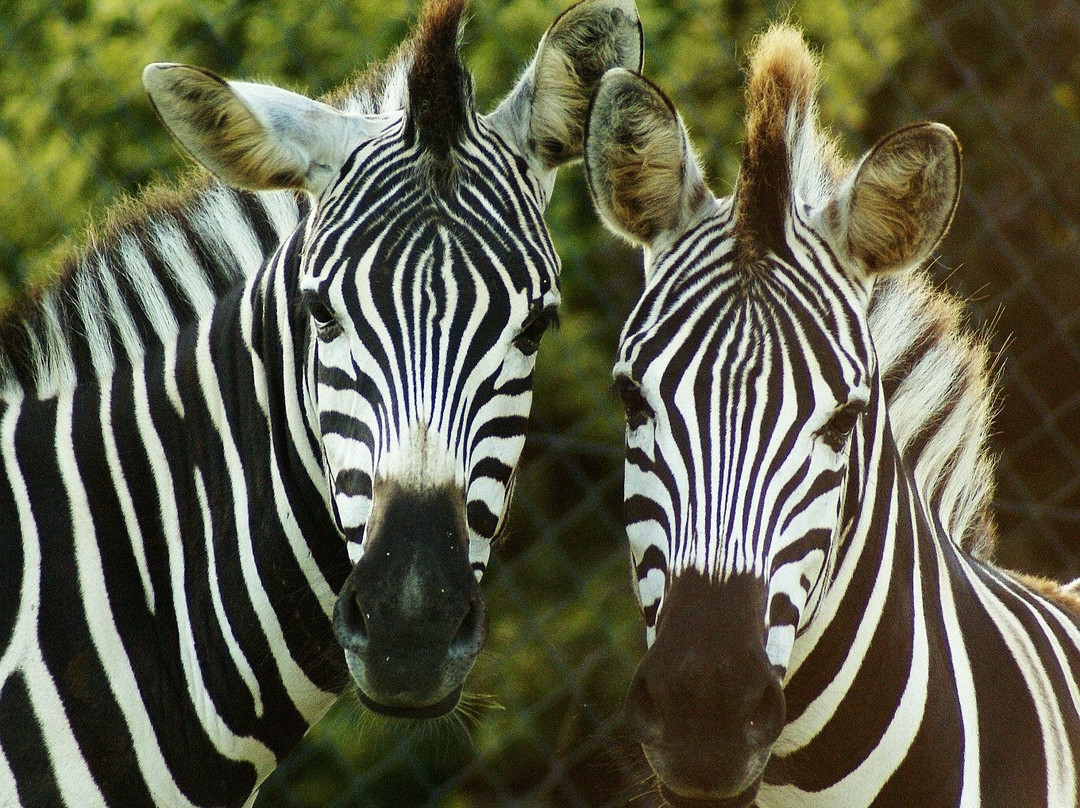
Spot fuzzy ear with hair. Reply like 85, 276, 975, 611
826, 122, 961, 277
583, 69, 709, 249
144, 63, 385, 196
486, 0, 643, 177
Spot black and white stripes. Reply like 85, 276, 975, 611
586, 25, 1078, 808
0, 1, 644, 805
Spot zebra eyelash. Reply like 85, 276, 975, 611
513, 301, 559, 356
301, 289, 342, 340
814, 399, 866, 452
611, 374, 655, 430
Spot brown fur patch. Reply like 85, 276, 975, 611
1010, 571, 1080, 620
736, 24, 819, 262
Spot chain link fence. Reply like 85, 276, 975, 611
2, 0, 1078, 806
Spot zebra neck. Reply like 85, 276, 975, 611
770, 416, 947, 785
153, 273, 351, 744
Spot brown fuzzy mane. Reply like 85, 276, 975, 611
735, 24, 819, 263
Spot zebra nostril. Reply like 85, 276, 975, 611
451, 593, 486, 655
335, 587, 370, 650
745, 675, 785, 747
625, 667, 661, 743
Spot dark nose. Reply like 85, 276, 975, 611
333, 482, 487, 717
625, 648, 784, 749
624, 570, 785, 796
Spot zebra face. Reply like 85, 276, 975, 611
298, 118, 562, 716
610, 214, 873, 803
145, 0, 643, 718
613, 230, 873, 654
298, 114, 560, 563
586, 33, 959, 806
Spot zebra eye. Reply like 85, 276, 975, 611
514, 303, 558, 356
303, 292, 341, 340
613, 375, 655, 430
817, 401, 864, 452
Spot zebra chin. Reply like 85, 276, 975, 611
656, 779, 764, 808
641, 732, 771, 808
342, 647, 476, 720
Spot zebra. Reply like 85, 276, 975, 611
583, 23, 1080, 808
0, 0, 643, 805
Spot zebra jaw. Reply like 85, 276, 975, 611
350, 669, 464, 720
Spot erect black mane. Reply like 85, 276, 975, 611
404, 0, 473, 177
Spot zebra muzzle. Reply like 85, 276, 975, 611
331, 483, 488, 718
624, 570, 784, 804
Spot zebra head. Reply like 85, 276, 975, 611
585, 27, 959, 807
143, 0, 642, 719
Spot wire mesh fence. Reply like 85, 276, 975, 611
1, 0, 1078, 806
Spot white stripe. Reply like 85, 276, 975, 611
116, 232, 179, 345
71, 269, 116, 381
144, 220, 211, 322
95, 255, 145, 368
935, 541, 980, 808
24, 649, 108, 808
0, 398, 34, 683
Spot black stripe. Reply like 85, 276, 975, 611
0, 674, 64, 807
0, 406, 21, 656
21, 394, 157, 805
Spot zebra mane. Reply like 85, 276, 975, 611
0, 178, 306, 400
739, 23, 999, 557
0, 0, 473, 402
870, 271, 998, 558
734, 24, 842, 262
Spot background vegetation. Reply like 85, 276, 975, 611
2, 0, 1078, 805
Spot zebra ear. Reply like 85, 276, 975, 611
486, 0, 643, 177
143, 63, 380, 196
584, 69, 709, 249
827, 122, 961, 277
